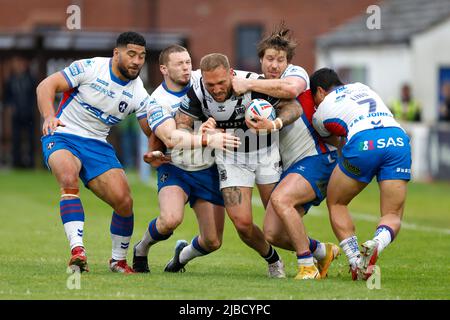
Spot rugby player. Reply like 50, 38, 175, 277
232, 25, 340, 280
132, 45, 236, 273
170, 53, 303, 278
37, 31, 152, 274
310, 68, 412, 280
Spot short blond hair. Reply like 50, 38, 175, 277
199, 53, 230, 72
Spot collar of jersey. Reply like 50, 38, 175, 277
109, 59, 130, 86
162, 80, 190, 97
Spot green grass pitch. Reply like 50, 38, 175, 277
0, 169, 449, 300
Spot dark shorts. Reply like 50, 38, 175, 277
157, 163, 224, 208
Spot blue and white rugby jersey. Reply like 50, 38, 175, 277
313, 82, 403, 141
147, 70, 214, 171
57, 57, 149, 142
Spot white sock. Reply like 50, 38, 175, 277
312, 242, 326, 260
135, 230, 156, 256
373, 226, 393, 255
297, 252, 315, 267
340, 236, 361, 268
111, 234, 131, 261
179, 244, 204, 264
64, 221, 84, 250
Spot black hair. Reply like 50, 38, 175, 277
116, 31, 146, 48
310, 68, 344, 96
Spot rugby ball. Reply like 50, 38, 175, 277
245, 98, 276, 122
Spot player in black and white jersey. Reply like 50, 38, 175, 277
171, 53, 302, 278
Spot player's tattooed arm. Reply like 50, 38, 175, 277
175, 110, 195, 132
222, 187, 242, 207
275, 99, 303, 127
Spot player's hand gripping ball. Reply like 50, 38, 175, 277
245, 98, 276, 123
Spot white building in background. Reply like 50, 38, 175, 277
316, 0, 450, 125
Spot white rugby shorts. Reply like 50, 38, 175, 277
215, 145, 282, 189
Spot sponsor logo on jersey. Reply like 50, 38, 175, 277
82, 103, 121, 125
335, 86, 346, 93
359, 137, 405, 151
149, 107, 164, 123
349, 115, 366, 128
359, 140, 375, 151
216, 120, 246, 129
368, 112, 391, 118
122, 90, 133, 99
69, 62, 85, 76
335, 95, 346, 102
217, 105, 226, 112
376, 137, 404, 148
90, 83, 115, 98
96, 78, 109, 86
349, 113, 393, 128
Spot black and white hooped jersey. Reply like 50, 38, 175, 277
178, 70, 280, 153
57, 57, 149, 141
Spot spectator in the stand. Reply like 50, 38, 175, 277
390, 84, 421, 122
3, 56, 37, 168
439, 81, 450, 122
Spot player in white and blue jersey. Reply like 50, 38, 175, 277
231, 25, 340, 280
37, 32, 152, 274
132, 45, 230, 273
310, 68, 412, 280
